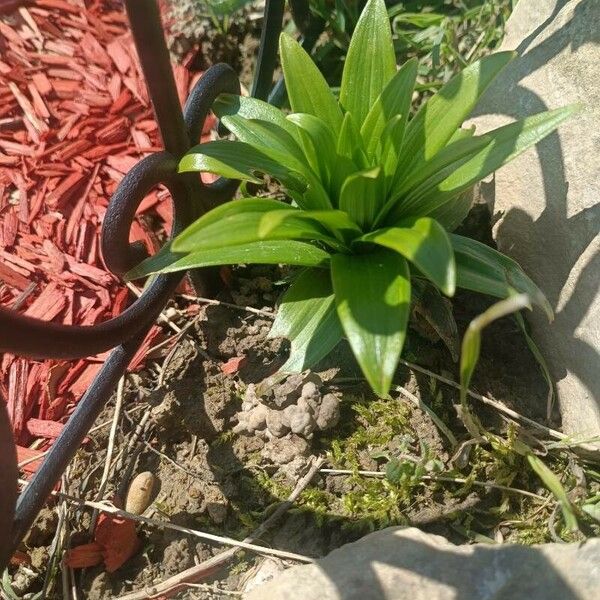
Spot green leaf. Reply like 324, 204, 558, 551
379, 114, 407, 181
219, 115, 307, 167
213, 93, 301, 141
269, 269, 344, 372
279, 33, 343, 133
395, 51, 516, 177
527, 453, 579, 532
357, 217, 455, 295
337, 111, 366, 164
391, 135, 491, 204
582, 503, 600, 523
206, 118, 332, 209
402, 106, 579, 219
459, 294, 532, 408
339, 0, 397, 127
287, 113, 338, 191
172, 207, 340, 253
127, 240, 330, 279
332, 249, 411, 396
451, 234, 552, 320
180, 140, 306, 192
360, 58, 418, 157
426, 191, 474, 232
258, 208, 362, 244
338, 166, 384, 230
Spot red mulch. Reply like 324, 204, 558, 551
0, 0, 212, 461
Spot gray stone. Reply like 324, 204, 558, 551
466, 0, 600, 437
245, 527, 600, 600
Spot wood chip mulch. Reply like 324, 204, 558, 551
0, 0, 213, 465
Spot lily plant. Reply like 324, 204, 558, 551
129, 0, 575, 397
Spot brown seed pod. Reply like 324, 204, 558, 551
125, 472, 155, 515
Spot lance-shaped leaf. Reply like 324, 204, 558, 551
451, 234, 552, 319
357, 217, 455, 296
393, 51, 515, 180
339, 167, 384, 230
332, 249, 411, 396
337, 112, 367, 166
379, 114, 407, 181
361, 57, 418, 157
180, 140, 307, 195
399, 106, 579, 220
219, 115, 307, 166
279, 33, 343, 133
172, 209, 340, 254
127, 240, 330, 279
258, 209, 362, 245
219, 116, 331, 209
287, 113, 337, 186
339, 0, 397, 127
213, 93, 300, 141
269, 269, 344, 372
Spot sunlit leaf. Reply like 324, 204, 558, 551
358, 217, 455, 295
332, 249, 411, 396
339, 167, 384, 230
259, 208, 362, 244
180, 140, 306, 192
172, 208, 340, 253
339, 0, 397, 127
287, 113, 337, 185
361, 58, 417, 157
279, 33, 343, 132
127, 240, 330, 279
394, 51, 515, 179
269, 269, 344, 372
213, 93, 301, 141
400, 106, 579, 219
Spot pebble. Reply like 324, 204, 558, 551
125, 471, 156, 515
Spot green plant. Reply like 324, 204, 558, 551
130, 0, 575, 397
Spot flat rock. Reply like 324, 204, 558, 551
466, 0, 600, 437
245, 527, 600, 599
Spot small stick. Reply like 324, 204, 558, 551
179, 293, 275, 318
113, 456, 325, 600
89, 376, 125, 534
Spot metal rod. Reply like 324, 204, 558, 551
251, 0, 285, 101
124, 0, 189, 156
11, 332, 148, 551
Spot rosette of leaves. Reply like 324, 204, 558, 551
130, 0, 575, 397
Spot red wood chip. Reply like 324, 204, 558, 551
220, 355, 247, 375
